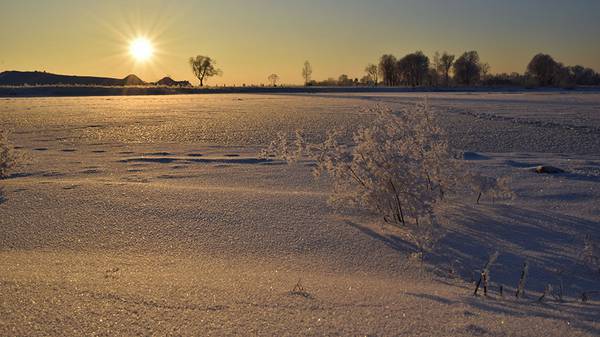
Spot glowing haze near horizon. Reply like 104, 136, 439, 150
1, 0, 599, 86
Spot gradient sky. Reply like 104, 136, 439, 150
1, 0, 599, 85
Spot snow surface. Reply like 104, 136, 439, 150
1, 92, 599, 336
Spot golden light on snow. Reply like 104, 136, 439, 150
129, 38, 154, 62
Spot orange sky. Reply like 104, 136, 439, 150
1, 0, 599, 85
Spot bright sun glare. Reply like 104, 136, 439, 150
129, 38, 153, 61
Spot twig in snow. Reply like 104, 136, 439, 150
473, 251, 499, 297
515, 261, 529, 299
581, 291, 600, 303
538, 284, 553, 302
289, 279, 312, 299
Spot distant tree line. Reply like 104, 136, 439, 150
524, 53, 600, 88
303, 52, 600, 88
184, 53, 599, 88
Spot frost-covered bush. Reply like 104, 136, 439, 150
580, 235, 599, 271
262, 103, 519, 256
261, 129, 307, 163
0, 130, 19, 178
468, 174, 513, 204
262, 101, 516, 225
263, 103, 457, 227
312, 103, 455, 226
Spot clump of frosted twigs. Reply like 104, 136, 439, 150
538, 284, 564, 303
261, 102, 513, 254
515, 261, 529, 298
289, 279, 312, 299
0, 129, 19, 178
469, 174, 514, 204
263, 103, 456, 226
260, 129, 307, 163
580, 234, 600, 272
473, 251, 499, 297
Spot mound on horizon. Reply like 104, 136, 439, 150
0, 70, 189, 87
155, 76, 192, 87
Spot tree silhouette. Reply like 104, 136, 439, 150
453, 51, 481, 86
379, 54, 398, 86
438, 52, 455, 86
480, 62, 491, 81
397, 51, 429, 87
365, 64, 379, 86
302, 61, 313, 86
527, 53, 558, 86
189, 55, 222, 87
569, 65, 598, 85
268, 73, 280, 86
338, 74, 353, 86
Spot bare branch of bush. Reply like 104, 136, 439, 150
548, 267, 566, 302
473, 251, 499, 297
580, 234, 600, 272
581, 291, 600, 303
515, 261, 529, 298
260, 129, 308, 163
468, 174, 514, 205
538, 284, 554, 302
289, 279, 312, 299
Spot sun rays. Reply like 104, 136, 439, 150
129, 37, 154, 62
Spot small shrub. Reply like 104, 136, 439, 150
262, 102, 513, 255
263, 103, 458, 226
468, 174, 513, 204
473, 251, 499, 297
261, 129, 307, 163
581, 234, 599, 271
0, 130, 19, 178
515, 261, 529, 298
310, 103, 457, 227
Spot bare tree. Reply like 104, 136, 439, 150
480, 62, 491, 81
526, 53, 559, 86
429, 52, 441, 87
337, 74, 354, 86
453, 51, 481, 86
570, 65, 600, 85
359, 75, 372, 86
438, 52, 455, 86
432, 52, 441, 73
268, 73, 280, 87
302, 61, 313, 86
569, 65, 598, 85
397, 51, 429, 87
379, 54, 398, 86
365, 64, 379, 86
189, 55, 222, 87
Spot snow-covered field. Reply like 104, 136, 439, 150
1, 92, 600, 336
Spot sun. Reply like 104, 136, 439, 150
129, 38, 154, 62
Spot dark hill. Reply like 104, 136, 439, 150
0, 71, 147, 86
122, 74, 145, 86
155, 77, 191, 87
